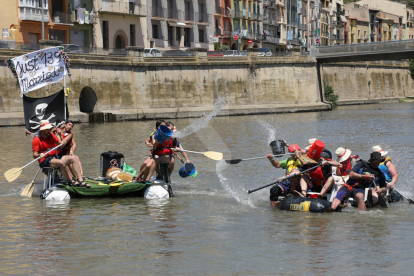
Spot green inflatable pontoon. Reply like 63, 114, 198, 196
61, 180, 150, 197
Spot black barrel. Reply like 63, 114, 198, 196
100, 151, 125, 177
279, 196, 338, 213
269, 140, 285, 157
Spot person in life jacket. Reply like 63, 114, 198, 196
308, 157, 341, 199
335, 147, 359, 177
331, 152, 386, 211
372, 145, 398, 190
267, 144, 313, 200
32, 120, 88, 187
137, 120, 166, 184
165, 121, 190, 177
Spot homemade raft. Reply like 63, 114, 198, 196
62, 180, 149, 197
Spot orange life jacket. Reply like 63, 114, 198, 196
152, 138, 173, 156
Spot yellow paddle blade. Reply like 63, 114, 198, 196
4, 167, 23, 182
203, 151, 223, 161
20, 181, 35, 197
98, 183, 108, 186
109, 182, 122, 187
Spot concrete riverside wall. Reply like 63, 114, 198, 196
322, 61, 414, 105
0, 51, 326, 126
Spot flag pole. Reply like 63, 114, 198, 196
64, 75, 67, 121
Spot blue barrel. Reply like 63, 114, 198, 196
154, 125, 173, 143
178, 163, 198, 178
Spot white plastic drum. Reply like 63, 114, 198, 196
43, 189, 70, 201
144, 185, 169, 199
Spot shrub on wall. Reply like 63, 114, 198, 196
221, 44, 230, 52
409, 59, 414, 80
214, 43, 220, 51
325, 85, 339, 108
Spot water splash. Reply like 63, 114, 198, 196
254, 116, 276, 145
216, 160, 258, 208
172, 97, 225, 139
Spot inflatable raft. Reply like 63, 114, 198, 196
278, 196, 339, 213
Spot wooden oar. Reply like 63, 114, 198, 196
225, 153, 292, 164
175, 153, 185, 164
4, 144, 62, 182
180, 150, 223, 161
20, 167, 41, 197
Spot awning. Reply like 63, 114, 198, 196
340, 15, 347, 22
167, 21, 193, 28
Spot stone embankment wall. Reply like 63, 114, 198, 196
0, 49, 412, 126
322, 61, 414, 105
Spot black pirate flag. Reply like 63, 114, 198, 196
23, 89, 68, 131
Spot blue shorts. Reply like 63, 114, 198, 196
335, 186, 365, 201
278, 180, 291, 193
39, 156, 62, 168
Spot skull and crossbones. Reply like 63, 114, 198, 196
29, 103, 55, 129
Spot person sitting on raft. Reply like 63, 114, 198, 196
267, 144, 313, 199
306, 157, 340, 199
32, 120, 89, 188
166, 121, 191, 177
135, 120, 166, 183
59, 120, 86, 180
372, 145, 398, 190
335, 147, 359, 177
331, 152, 386, 211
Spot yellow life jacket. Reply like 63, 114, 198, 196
285, 158, 302, 175
379, 156, 391, 167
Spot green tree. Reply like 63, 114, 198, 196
324, 85, 339, 108
409, 59, 414, 80
214, 43, 220, 51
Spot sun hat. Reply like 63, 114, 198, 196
305, 138, 317, 150
39, 120, 54, 131
368, 152, 382, 163
335, 147, 352, 163
288, 144, 301, 153
372, 145, 388, 157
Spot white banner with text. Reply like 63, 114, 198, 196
11, 47, 67, 95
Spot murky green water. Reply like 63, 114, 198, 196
1, 103, 414, 275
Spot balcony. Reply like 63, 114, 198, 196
167, 9, 182, 20
100, 2, 146, 17
336, 21, 344, 28
302, 9, 307, 16
184, 10, 194, 21
321, 31, 329, 37
252, 13, 262, 21
151, 6, 166, 18
52, 11, 72, 24
19, 9, 50, 22
337, 9, 345, 15
234, 9, 242, 19
276, 16, 285, 24
262, 35, 281, 43
215, 6, 232, 17
197, 12, 210, 23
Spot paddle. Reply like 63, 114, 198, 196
225, 153, 292, 164
393, 188, 414, 204
247, 163, 323, 194
20, 167, 41, 197
179, 150, 223, 161
4, 144, 62, 182
175, 154, 185, 164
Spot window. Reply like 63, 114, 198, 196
152, 24, 159, 38
102, 21, 109, 49
130, 24, 135, 46
199, 28, 205, 42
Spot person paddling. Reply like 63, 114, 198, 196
331, 152, 386, 211
32, 120, 89, 188
372, 145, 398, 190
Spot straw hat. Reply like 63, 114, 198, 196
335, 147, 352, 163
305, 138, 317, 150
116, 172, 133, 182
372, 145, 388, 157
39, 120, 54, 131
106, 167, 122, 180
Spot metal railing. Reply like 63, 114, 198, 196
224, 30, 232, 37
51, 11, 71, 24
152, 6, 166, 17
262, 35, 281, 43
215, 6, 232, 17
252, 13, 262, 21
197, 12, 210, 23
277, 16, 285, 23
313, 39, 414, 58
101, 2, 146, 16
233, 9, 242, 18
184, 10, 194, 21
167, 9, 182, 20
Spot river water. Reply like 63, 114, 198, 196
1, 103, 414, 275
